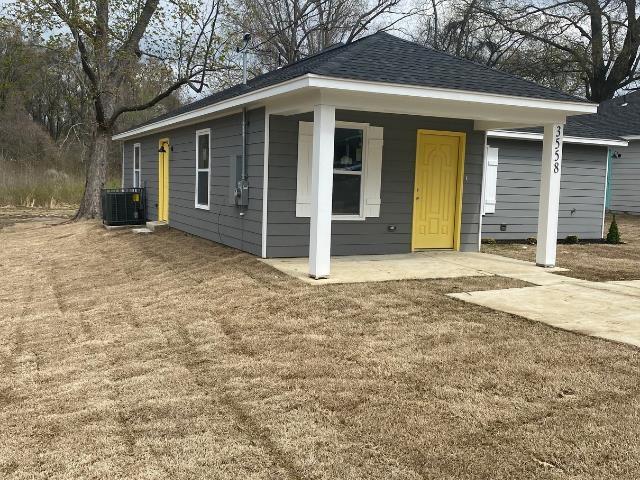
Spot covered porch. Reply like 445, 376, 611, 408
263, 81, 594, 279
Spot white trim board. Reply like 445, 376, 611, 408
113, 73, 597, 141
306, 74, 596, 113
487, 129, 628, 146
602, 148, 609, 239
261, 110, 270, 258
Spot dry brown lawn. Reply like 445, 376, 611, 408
1, 214, 640, 479
483, 213, 640, 281
0, 205, 75, 230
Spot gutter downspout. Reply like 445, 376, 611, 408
242, 107, 247, 187
603, 147, 612, 238
235, 33, 251, 216
237, 33, 252, 254
241, 33, 249, 192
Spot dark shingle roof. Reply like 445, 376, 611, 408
589, 92, 640, 137
123, 31, 591, 133
513, 91, 640, 140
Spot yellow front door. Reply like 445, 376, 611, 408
158, 139, 169, 222
412, 130, 465, 250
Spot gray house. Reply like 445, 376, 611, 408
114, 32, 596, 278
481, 117, 627, 241
596, 92, 640, 214
610, 140, 640, 214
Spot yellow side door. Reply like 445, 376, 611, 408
412, 130, 465, 249
158, 139, 169, 222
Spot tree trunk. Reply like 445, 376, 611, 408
75, 127, 111, 219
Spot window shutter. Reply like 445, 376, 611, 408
363, 126, 384, 217
296, 121, 314, 217
483, 146, 499, 214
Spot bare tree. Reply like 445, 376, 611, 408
227, 0, 408, 72
13, 0, 228, 219
474, 0, 640, 101
415, 0, 526, 66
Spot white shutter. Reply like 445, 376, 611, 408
483, 146, 499, 214
296, 121, 314, 217
363, 126, 384, 217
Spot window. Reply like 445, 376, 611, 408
333, 127, 364, 216
195, 129, 211, 209
296, 121, 384, 219
133, 143, 141, 187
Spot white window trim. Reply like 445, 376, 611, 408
121, 143, 125, 188
133, 143, 141, 188
195, 128, 211, 210
332, 121, 369, 221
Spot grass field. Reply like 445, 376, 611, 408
1, 214, 639, 479
0, 164, 84, 207
0, 156, 121, 207
483, 213, 640, 281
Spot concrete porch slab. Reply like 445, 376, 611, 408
260, 251, 568, 284
449, 281, 640, 348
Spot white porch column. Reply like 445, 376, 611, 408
536, 124, 564, 267
308, 104, 336, 279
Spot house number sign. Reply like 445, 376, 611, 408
553, 125, 562, 174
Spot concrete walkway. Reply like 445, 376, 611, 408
263, 251, 640, 348
449, 277, 640, 348
261, 251, 567, 284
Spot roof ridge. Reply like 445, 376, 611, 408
388, 33, 591, 104
306, 32, 383, 73
116, 30, 595, 136
158, 34, 382, 112
244, 33, 377, 86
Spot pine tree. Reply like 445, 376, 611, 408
606, 215, 621, 244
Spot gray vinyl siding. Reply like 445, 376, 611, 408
122, 108, 264, 255
483, 139, 607, 240
609, 140, 640, 214
266, 110, 484, 257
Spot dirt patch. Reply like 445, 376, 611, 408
1, 218, 639, 479
484, 213, 640, 281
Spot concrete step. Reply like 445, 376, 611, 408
103, 224, 136, 231
145, 221, 168, 232
132, 227, 153, 234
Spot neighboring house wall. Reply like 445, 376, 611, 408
266, 110, 484, 257
483, 139, 607, 240
122, 108, 265, 255
609, 139, 640, 214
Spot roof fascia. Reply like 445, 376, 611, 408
112, 76, 312, 140
487, 129, 628, 146
306, 74, 597, 115
113, 73, 598, 141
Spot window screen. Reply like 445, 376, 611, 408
332, 128, 363, 216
